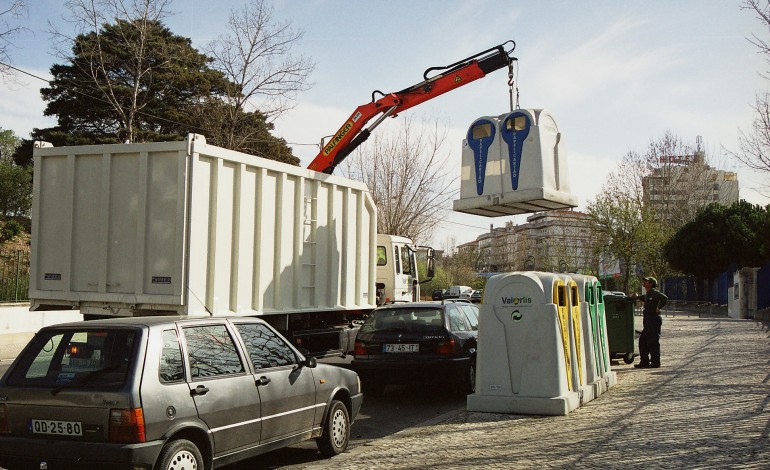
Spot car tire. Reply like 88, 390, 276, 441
317, 400, 350, 456
463, 359, 477, 395
155, 438, 204, 470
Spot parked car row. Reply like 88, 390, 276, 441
0, 298, 481, 469
431, 288, 483, 303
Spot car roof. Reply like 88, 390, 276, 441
37, 315, 268, 330
374, 302, 446, 310
374, 301, 477, 311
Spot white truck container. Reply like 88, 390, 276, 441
29, 134, 381, 352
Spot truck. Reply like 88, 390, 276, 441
27, 41, 518, 354
29, 135, 433, 354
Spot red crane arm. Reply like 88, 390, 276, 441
307, 41, 516, 174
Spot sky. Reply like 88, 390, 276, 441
1, 0, 769, 251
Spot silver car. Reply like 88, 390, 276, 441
0, 316, 362, 469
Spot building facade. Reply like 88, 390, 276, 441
642, 153, 739, 227
460, 210, 598, 275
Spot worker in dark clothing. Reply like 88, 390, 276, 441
629, 276, 667, 369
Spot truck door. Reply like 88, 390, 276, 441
395, 245, 416, 302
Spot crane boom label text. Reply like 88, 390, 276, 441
323, 121, 354, 156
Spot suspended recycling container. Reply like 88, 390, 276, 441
467, 271, 581, 416
453, 109, 578, 217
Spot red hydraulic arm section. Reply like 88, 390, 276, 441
307, 40, 517, 174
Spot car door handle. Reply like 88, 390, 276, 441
255, 376, 271, 386
191, 385, 209, 396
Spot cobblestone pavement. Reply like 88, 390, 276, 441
306, 314, 770, 469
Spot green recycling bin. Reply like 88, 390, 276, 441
603, 294, 636, 364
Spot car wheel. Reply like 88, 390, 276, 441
155, 439, 204, 470
464, 359, 477, 395
317, 400, 350, 456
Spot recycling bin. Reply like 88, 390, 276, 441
603, 293, 636, 364
565, 274, 617, 398
468, 271, 581, 416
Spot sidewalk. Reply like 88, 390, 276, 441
308, 313, 770, 469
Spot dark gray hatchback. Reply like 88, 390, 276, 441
0, 316, 362, 470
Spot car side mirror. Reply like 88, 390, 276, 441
302, 356, 317, 368
426, 248, 435, 279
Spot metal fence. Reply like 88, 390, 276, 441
0, 249, 30, 302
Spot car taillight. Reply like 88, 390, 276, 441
436, 339, 458, 355
109, 408, 145, 443
354, 341, 366, 356
0, 403, 8, 434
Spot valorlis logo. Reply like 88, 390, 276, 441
501, 296, 531, 305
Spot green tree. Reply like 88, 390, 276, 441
664, 201, 770, 279
0, 127, 19, 161
0, 128, 30, 219
0, 159, 32, 217
43, 19, 230, 143
14, 3, 297, 165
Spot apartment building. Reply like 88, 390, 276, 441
460, 210, 597, 275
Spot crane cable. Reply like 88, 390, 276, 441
508, 61, 519, 112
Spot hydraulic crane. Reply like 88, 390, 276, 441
307, 41, 517, 174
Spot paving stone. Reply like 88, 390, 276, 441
305, 314, 770, 469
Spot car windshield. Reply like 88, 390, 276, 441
6, 328, 136, 390
360, 308, 444, 334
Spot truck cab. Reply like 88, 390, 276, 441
376, 234, 433, 305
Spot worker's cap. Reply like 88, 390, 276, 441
642, 276, 657, 287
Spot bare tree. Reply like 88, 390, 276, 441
637, 132, 732, 228
587, 133, 734, 291
0, 0, 27, 80
340, 116, 456, 245
731, 0, 770, 182
734, 95, 770, 177
587, 157, 657, 293
204, 0, 315, 150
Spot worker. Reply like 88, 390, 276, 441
629, 276, 667, 369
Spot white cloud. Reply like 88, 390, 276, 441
0, 69, 55, 138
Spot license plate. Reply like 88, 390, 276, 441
31, 419, 83, 436
384, 343, 419, 353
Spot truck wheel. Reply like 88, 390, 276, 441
155, 439, 204, 470
317, 400, 350, 456
623, 353, 635, 364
